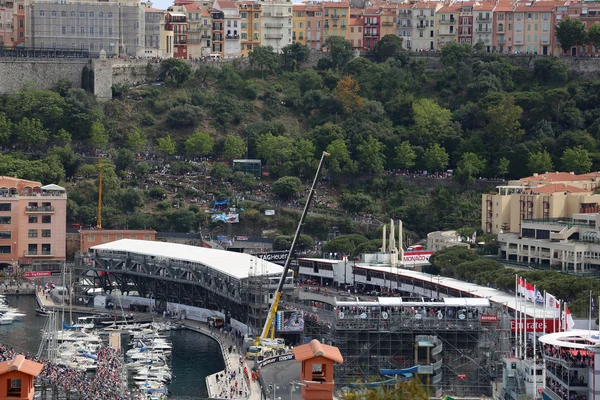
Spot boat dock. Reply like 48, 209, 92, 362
109, 332, 121, 352
180, 320, 262, 400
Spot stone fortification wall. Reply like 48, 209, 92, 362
0, 59, 89, 93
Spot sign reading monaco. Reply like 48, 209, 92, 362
510, 319, 560, 333
402, 251, 433, 266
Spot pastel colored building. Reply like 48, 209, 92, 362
458, 2, 474, 45
437, 3, 459, 48
411, 2, 439, 51
513, 4, 554, 55
13, 0, 25, 46
305, 4, 322, 50
323, 2, 349, 43
492, 1, 513, 53
396, 3, 412, 50
473, 3, 494, 52
347, 15, 363, 49
0, 355, 43, 400
362, 7, 381, 50
379, 6, 396, 39
210, 8, 224, 56
0, 177, 66, 270
185, 4, 212, 59
215, 0, 241, 58
0, 2, 13, 45
166, 6, 188, 58
260, 0, 292, 52
239, 1, 261, 56
292, 5, 306, 45
79, 229, 156, 253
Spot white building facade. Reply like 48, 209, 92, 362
260, 0, 292, 52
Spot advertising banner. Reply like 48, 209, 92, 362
226, 213, 239, 223
265, 210, 275, 216
402, 251, 434, 265
510, 319, 560, 333
23, 271, 52, 278
256, 252, 288, 262
210, 213, 227, 223
258, 353, 295, 368
480, 314, 499, 323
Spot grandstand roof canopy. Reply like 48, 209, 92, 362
335, 297, 491, 308
539, 329, 600, 350
91, 239, 284, 280
356, 264, 557, 319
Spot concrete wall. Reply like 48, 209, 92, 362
0, 59, 88, 93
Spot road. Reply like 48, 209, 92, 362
260, 361, 302, 400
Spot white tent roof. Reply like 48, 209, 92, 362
91, 239, 284, 280
41, 184, 65, 191
539, 329, 600, 350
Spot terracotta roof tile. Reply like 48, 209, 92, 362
293, 339, 344, 364
144, 7, 166, 12
323, 1, 350, 7
0, 355, 43, 378
217, 0, 237, 9
528, 183, 591, 194
520, 172, 589, 182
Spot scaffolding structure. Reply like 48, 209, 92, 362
307, 298, 512, 398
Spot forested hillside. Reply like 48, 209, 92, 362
0, 39, 595, 236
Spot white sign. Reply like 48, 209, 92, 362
265, 210, 275, 216
402, 251, 433, 265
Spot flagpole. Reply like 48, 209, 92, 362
598, 295, 599, 335
521, 288, 524, 359
543, 290, 547, 390
533, 285, 537, 398
589, 290, 593, 339
515, 275, 519, 357
524, 280, 527, 361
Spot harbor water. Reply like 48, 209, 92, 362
0, 295, 224, 398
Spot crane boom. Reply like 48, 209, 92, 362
259, 151, 329, 340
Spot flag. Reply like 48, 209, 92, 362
564, 305, 575, 331
518, 277, 525, 296
592, 297, 595, 314
471, 232, 477, 244
525, 282, 535, 301
546, 293, 560, 317
535, 289, 544, 305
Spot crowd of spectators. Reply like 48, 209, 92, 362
543, 344, 594, 369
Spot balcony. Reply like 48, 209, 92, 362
25, 206, 55, 213
382, 21, 394, 26
417, 14, 426, 19
475, 28, 490, 33
331, 14, 340, 19
226, 34, 240, 39
398, 11, 411, 17
264, 33, 283, 39
202, 34, 210, 38
439, 18, 455, 24
213, 24, 223, 31
324, 24, 329, 29
364, 31, 379, 37
213, 35, 223, 41
264, 23, 283, 28
253, 4, 261, 8
476, 16, 491, 22
416, 24, 426, 29
307, 37, 320, 41
25, 251, 54, 257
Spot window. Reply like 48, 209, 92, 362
241, 22, 247, 29
39, 10, 45, 16
28, 229, 37, 238
27, 244, 37, 255
102, 235, 109, 242
0, 231, 10, 240
0, 246, 10, 254
254, 22, 259, 30
41, 244, 51, 254
42, 229, 51, 238
28, 216, 37, 223
108, 27, 112, 35
41, 215, 51, 224
61, 10, 66, 17
144, 235, 151, 240
0, 217, 10, 224
116, 235, 123, 240
62, 26, 66, 34
89, 11, 94, 17
88, 234, 95, 242
7, 378, 21, 397
99, 11, 103, 18
81, 26, 85, 34
51, 10, 56, 16
90, 26, 94, 34
0, 204, 10, 212
71, 11, 75, 17
99, 27, 103, 35
241, 32, 247, 39
71, 26, 75, 34
80, 11, 85, 17
108, 12, 113, 18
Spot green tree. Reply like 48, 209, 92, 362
223, 135, 247, 160
14, 118, 49, 147
148, 186, 167, 201
298, 69, 323, 93
185, 131, 215, 157
53, 128, 72, 146
125, 129, 147, 153
156, 135, 177, 156
340, 192, 373, 213
272, 234, 314, 252
135, 161, 151, 180
255, 133, 293, 166
281, 43, 310, 70
159, 58, 192, 86
589, 23, 600, 52
527, 151, 554, 174
324, 36, 353, 69
210, 162, 231, 180
484, 94, 524, 147
424, 143, 449, 172
166, 104, 204, 128
533, 57, 569, 84
394, 141, 416, 170
561, 146, 592, 173
120, 189, 144, 212
356, 136, 386, 175
440, 42, 473, 66
322, 234, 368, 256
455, 152, 486, 185
0, 113, 12, 145
272, 176, 302, 198
335, 75, 365, 113
326, 139, 355, 174
412, 99, 456, 146
373, 34, 406, 62
555, 18, 587, 53
88, 121, 109, 149
496, 157, 510, 179
249, 45, 278, 76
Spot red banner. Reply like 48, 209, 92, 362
511, 319, 560, 333
480, 314, 499, 323
23, 271, 52, 278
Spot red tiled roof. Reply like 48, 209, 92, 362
293, 5, 305, 10
438, 4, 460, 13
184, 4, 201, 11
349, 16, 363, 25
474, 3, 495, 10
217, 0, 237, 9
0, 355, 43, 377
397, 3, 413, 9
293, 339, 344, 364
144, 7, 166, 12
323, 1, 350, 8
520, 172, 588, 182
528, 184, 591, 194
